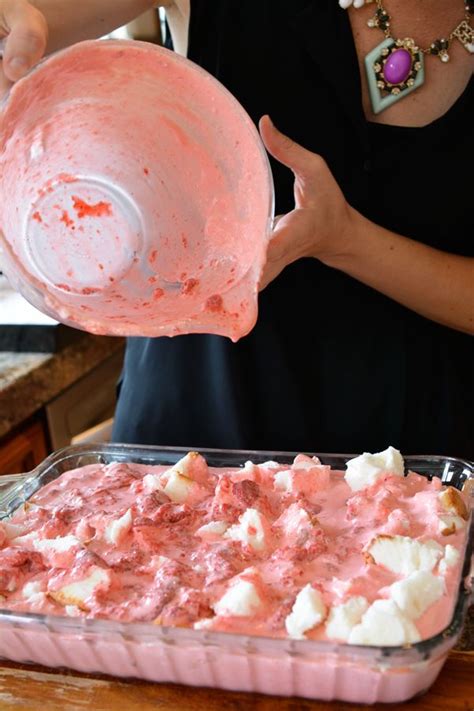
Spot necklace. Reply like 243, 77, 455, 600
364, 0, 474, 114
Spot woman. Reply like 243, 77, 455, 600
1, 0, 473, 457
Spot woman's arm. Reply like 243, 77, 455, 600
329, 210, 474, 335
259, 116, 474, 335
30, 0, 168, 52
0, 0, 171, 81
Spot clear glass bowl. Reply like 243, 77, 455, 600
0, 40, 274, 341
0, 444, 472, 704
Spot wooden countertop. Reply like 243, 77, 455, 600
0, 608, 472, 711
0, 335, 125, 439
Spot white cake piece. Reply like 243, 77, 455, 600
142, 472, 164, 493
195, 520, 229, 539
273, 457, 329, 495
325, 596, 369, 641
330, 578, 352, 599
274, 469, 292, 492
225, 508, 268, 551
348, 599, 421, 646
15, 531, 38, 549
260, 460, 281, 470
438, 514, 466, 536
213, 579, 262, 617
165, 452, 209, 485
292, 454, 318, 471
389, 571, 445, 619
104, 508, 133, 545
285, 584, 327, 639
345, 446, 404, 492
157, 452, 211, 502
193, 617, 215, 630
10, 532, 41, 549
49, 566, 111, 611
439, 544, 461, 575
274, 503, 314, 541
33, 535, 81, 554
22, 580, 46, 605
229, 460, 262, 483
438, 488, 468, 520
366, 535, 444, 575
163, 470, 195, 503
238, 460, 260, 480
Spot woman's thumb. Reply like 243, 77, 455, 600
259, 115, 320, 177
2, 0, 48, 81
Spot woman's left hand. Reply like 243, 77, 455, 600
258, 117, 474, 334
258, 115, 353, 290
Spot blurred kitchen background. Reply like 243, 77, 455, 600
0, 8, 165, 475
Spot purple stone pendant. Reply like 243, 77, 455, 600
365, 37, 425, 114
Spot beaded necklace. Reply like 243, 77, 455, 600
343, 0, 473, 114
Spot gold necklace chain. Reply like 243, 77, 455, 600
368, 0, 473, 61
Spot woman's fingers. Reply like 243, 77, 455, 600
258, 116, 352, 290
0, 68, 12, 97
259, 115, 321, 178
265, 225, 288, 266
1, 0, 48, 81
259, 115, 330, 209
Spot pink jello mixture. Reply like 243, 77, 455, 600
0, 452, 468, 645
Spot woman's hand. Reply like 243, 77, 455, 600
258, 115, 353, 290
258, 116, 473, 334
0, 0, 48, 95
0, 0, 161, 97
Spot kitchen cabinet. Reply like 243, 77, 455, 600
45, 349, 123, 449
0, 419, 48, 476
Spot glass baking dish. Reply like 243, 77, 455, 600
0, 444, 472, 705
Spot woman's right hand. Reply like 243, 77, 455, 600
0, 0, 48, 95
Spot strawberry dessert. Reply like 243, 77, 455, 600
0, 447, 469, 646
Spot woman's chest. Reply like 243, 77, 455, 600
348, 2, 473, 126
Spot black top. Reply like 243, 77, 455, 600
113, 0, 473, 459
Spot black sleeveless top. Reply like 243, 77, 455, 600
113, 0, 473, 460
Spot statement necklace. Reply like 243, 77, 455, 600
364, 0, 474, 114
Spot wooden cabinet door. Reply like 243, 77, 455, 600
0, 420, 48, 475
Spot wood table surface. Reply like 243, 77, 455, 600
0, 609, 472, 711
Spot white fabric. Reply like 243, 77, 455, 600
165, 0, 191, 56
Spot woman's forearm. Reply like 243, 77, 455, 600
29, 0, 166, 52
258, 116, 473, 334
325, 208, 474, 335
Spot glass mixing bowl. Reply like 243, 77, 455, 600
0, 40, 274, 341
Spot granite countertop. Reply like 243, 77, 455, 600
0, 334, 125, 439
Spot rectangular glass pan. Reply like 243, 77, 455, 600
0, 443, 472, 705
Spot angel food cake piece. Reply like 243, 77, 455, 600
0, 447, 469, 646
